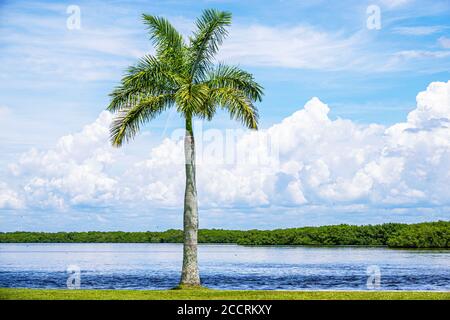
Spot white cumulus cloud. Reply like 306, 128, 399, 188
9, 111, 119, 209
0, 182, 24, 209
5, 81, 450, 215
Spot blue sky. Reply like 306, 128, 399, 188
1, 0, 450, 231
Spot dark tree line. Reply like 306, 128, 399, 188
0, 221, 448, 248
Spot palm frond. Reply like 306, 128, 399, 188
110, 94, 174, 147
206, 64, 264, 102
142, 14, 184, 57
211, 87, 259, 129
175, 83, 212, 118
107, 55, 179, 112
188, 9, 231, 80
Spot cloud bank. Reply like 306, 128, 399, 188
3, 81, 450, 217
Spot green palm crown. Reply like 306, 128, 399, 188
107, 9, 264, 147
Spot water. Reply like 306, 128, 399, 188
0, 243, 449, 291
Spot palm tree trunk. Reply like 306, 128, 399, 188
180, 115, 201, 286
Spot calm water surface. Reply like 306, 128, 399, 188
0, 243, 449, 290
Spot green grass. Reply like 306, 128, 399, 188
0, 288, 448, 300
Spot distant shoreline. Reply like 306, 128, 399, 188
2, 243, 449, 250
1, 221, 448, 248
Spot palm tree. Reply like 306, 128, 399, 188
107, 9, 263, 287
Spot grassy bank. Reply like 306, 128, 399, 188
1, 221, 449, 248
0, 288, 449, 300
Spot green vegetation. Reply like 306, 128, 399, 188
387, 221, 450, 248
1, 288, 448, 300
0, 221, 448, 248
